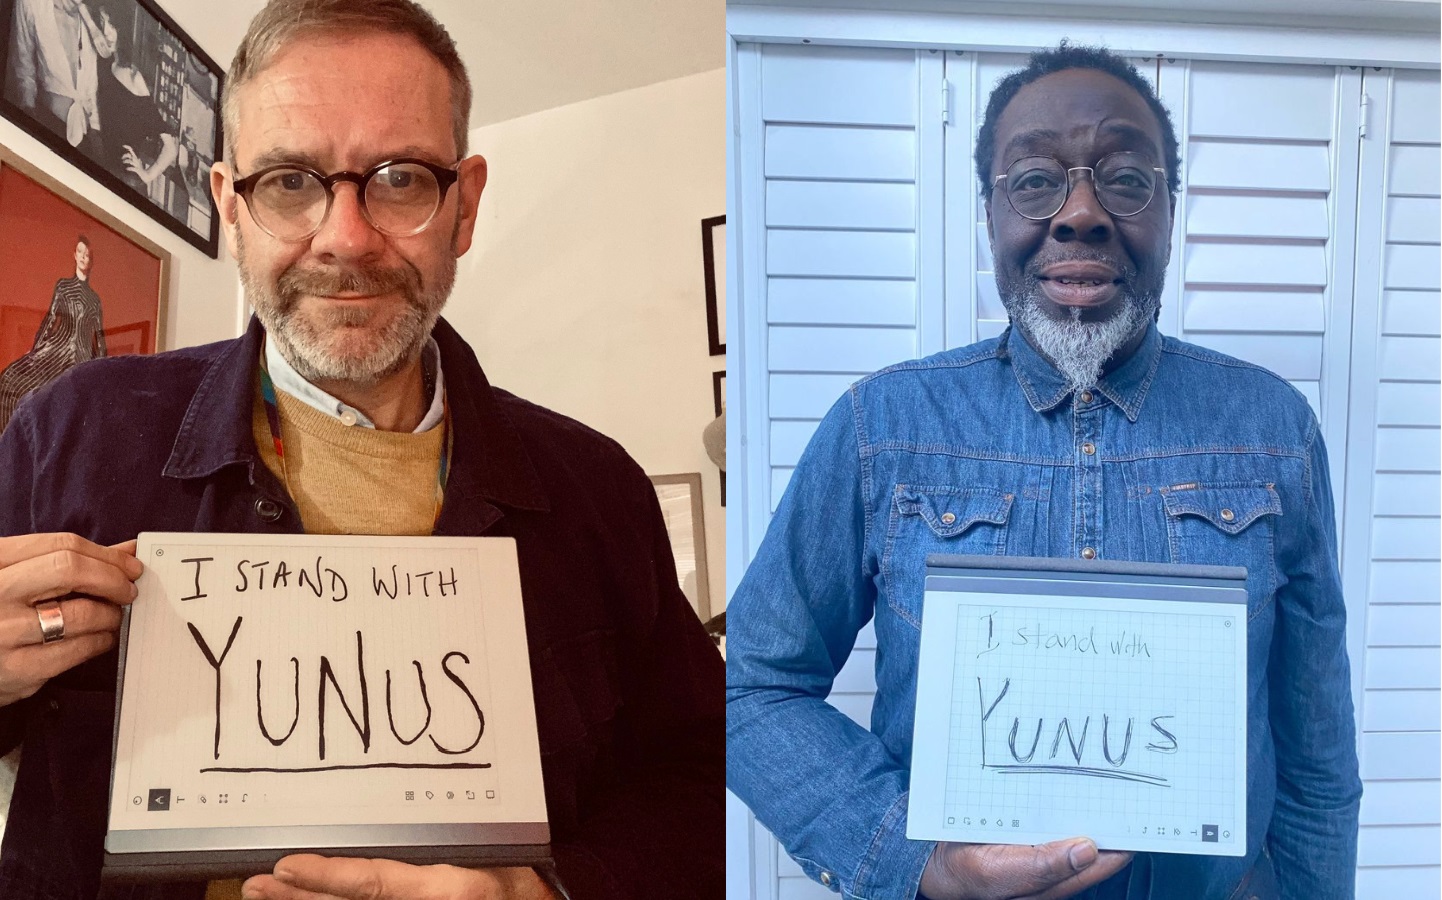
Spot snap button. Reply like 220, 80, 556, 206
819, 871, 833, 886
940, 512, 957, 525
1081, 547, 1096, 560
1220, 508, 1235, 522
1080, 391, 1094, 403
1081, 442, 1096, 455
254, 497, 284, 522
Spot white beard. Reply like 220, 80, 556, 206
1009, 290, 1156, 393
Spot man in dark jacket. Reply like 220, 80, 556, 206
0, 2, 723, 898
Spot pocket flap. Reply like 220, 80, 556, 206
1161, 483, 1280, 535
895, 487, 1013, 538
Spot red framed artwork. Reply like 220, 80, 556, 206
0, 144, 168, 434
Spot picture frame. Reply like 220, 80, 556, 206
102, 318, 149, 355
649, 473, 712, 622
711, 369, 724, 419
710, 370, 726, 506
0, 0, 224, 257
701, 214, 725, 356
0, 143, 169, 435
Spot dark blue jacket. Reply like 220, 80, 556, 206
0, 317, 724, 899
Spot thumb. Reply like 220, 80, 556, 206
1020, 839, 1098, 892
972, 839, 1098, 898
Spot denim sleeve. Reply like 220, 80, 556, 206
1266, 421, 1362, 900
726, 391, 934, 899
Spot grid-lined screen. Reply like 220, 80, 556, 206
910, 589, 1247, 857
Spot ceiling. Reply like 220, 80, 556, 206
409, 0, 725, 127
179, 0, 725, 130
731, 0, 1441, 30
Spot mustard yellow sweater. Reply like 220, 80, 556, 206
251, 387, 444, 536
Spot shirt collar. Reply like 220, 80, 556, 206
1004, 321, 1163, 423
164, 316, 549, 517
264, 336, 445, 433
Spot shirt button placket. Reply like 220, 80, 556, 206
1076, 396, 1102, 560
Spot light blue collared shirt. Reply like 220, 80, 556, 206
264, 336, 445, 433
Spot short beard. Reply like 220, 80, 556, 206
999, 269, 1159, 392
237, 232, 454, 387
1011, 293, 1153, 392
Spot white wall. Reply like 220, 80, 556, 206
453, 69, 728, 613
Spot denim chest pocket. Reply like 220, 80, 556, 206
1162, 482, 1281, 612
883, 486, 1013, 628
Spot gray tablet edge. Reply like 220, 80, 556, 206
927, 554, 1247, 584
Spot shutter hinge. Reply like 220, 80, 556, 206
1359, 93, 1370, 138
941, 79, 952, 125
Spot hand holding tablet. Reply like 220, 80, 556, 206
919, 839, 1133, 900
0, 533, 142, 707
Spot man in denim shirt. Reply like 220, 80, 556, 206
727, 45, 1361, 900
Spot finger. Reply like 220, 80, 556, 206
0, 596, 124, 649
0, 633, 116, 701
0, 533, 143, 578
1018, 852, 1135, 900
111, 539, 139, 559
270, 854, 497, 900
0, 551, 140, 610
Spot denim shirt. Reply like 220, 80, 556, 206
726, 325, 1361, 900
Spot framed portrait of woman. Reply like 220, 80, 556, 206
0, 145, 168, 435
0, 0, 223, 256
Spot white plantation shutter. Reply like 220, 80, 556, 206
1341, 67, 1442, 898
1166, 61, 1362, 501
743, 43, 942, 520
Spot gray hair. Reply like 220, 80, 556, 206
221, 0, 471, 167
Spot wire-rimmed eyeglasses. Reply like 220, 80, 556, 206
992, 152, 1167, 220
232, 158, 461, 242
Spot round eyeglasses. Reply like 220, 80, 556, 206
232, 158, 461, 241
993, 152, 1166, 220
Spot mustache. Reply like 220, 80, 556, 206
276, 265, 420, 303
1024, 250, 1136, 281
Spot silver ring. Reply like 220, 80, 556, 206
35, 601, 65, 644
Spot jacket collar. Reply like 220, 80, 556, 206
1004, 320, 1162, 423
163, 316, 550, 520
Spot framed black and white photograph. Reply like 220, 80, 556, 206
0, 0, 223, 256
701, 214, 725, 356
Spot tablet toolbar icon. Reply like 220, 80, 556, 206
147, 789, 170, 811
